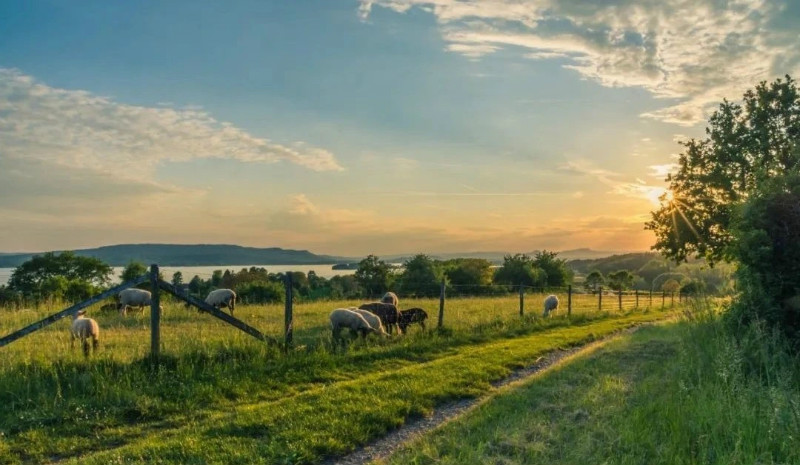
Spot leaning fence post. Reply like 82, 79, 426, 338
635, 290, 639, 308
598, 286, 603, 311
567, 285, 572, 317
437, 279, 445, 328
519, 284, 524, 316
149, 264, 161, 359
284, 273, 293, 348
618, 290, 623, 311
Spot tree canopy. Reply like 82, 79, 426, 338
354, 255, 393, 298
8, 252, 112, 301
646, 75, 800, 264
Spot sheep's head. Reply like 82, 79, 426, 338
73, 310, 87, 320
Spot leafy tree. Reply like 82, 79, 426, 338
171, 271, 184, 287
354, 255, 393, 298
0, 285, 23, 309
120, 261, 148, 283
444, 258, 493, 294
8, 252, 112, 300
662, 279, 681, 293
399, 254, 440, 297
646, 75, 800, 264
680, 280, 706, 296
493, 254, 547, 288
606, 270, 635, 291
532, 250, 572, 287
211, 270, 223, 287
651, 272, 688, 292
584, 270, 605, 293
237, 281, 284, 304
328, 275, 362, 299
636, 259, 670, 287
731, 173, 800, 340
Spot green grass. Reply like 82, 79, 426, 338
380, 308, 800, 465
0, 295, 674, 464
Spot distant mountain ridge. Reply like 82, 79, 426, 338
0, 244, 352, 267
383, 248, 626, 264
0, 243, 637, 268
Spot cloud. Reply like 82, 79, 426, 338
0, 68, 344, 183
559, 159, 665, 204
359, 0, 800, 126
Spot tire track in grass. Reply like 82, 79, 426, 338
60, 311, 673, 465
327, 326, 646, 465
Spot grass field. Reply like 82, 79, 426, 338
0, 294, 676, 464
381, 310, 800, 465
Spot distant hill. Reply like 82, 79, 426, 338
0, 244, 352, 267
384, 249, 623, 265
567, 252, 662, 275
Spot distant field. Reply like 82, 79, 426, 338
0, 295, 677, 464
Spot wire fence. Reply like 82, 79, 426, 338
0, 270, 690, 359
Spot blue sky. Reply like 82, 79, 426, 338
1, 0, 797, 256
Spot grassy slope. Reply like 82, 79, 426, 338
382, 320, 800, 465
0, 307, 671, 464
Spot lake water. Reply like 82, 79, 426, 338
0, 264, 356, 286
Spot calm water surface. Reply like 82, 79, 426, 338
0, 264, 356, 286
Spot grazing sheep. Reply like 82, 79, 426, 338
118, 288, 162, 316
330, 308, 381, 341
358, 302, 402, 335
71, 310, 99, 357
398, 307, 428, 333
543, 294, 559, 317
381, 291, 399, 307
205, 289, 237, 316
350, 307, 389, 336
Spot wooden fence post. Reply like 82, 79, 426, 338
437, 279, 445, 328
618, 290, 622, 311
284, 273, 293, 348
635, 290, 639, 308
519, 284, 524, 317
662, 291, 665, 308
567, 285, 572, 317
150, 264, 161, 359
671, 292, 675, 307
598, 287, 603, 311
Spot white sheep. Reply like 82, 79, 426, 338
118, 288, 162, 316
330, 308, 381, 340
205, 289, 237, 316
350, 307, 389, 336
71, 310, 100, 357
543, 294, 559, 317
381, 291, 399, 307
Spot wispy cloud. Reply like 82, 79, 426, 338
359, 0, 800, 126
0, 68, 344, 183
559, 159, 665, 204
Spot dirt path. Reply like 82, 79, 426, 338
328, 325, 644, 465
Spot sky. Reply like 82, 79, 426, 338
1, 0, 798, 257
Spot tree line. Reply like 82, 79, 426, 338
0, 248, 732, 309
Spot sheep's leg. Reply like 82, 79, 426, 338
82, 339, 90, 357
92, 337, 99, 352
420, 320, 426, 331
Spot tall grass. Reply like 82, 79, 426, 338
0, 294, 673, 464
382, 299, 800, 465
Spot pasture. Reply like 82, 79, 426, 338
0, 294, 676, 464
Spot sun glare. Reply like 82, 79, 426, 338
646, 187, 668, 206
